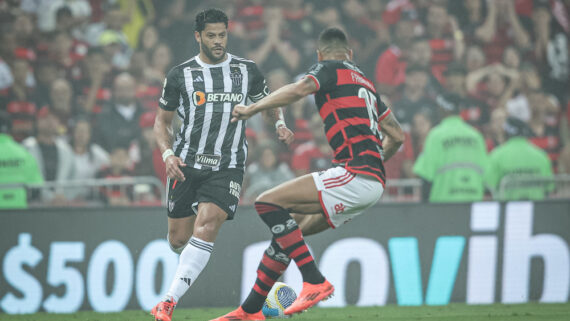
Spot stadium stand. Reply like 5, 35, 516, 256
0, 0, 568, 206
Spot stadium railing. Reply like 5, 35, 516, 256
495, 174, 570, 200
3, 175, 569, 208
0, 176, 165, 208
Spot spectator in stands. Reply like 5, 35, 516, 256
407, 37, 443, 96
505, 62, 542, 123
527, 90, 561, 169
0, 58, 37, 142
0, 55, 13, 91
392, 65, 437, 126
22, 106, 74, 180
22, 106, 74, 204
243, 141, 294, 204
0, 111, 43, 209
290, 113, 333, 177
248, 6, 301, 73
0, 32, 18, 74
74, 47, 113, 114
96, 147, 134, 206
382, 0, 418, 26
12, 13, 36, 53
375, 17, 415, 96
450, 0, 488, 36
70, 118, 110, 181
33, 60, 58, 108
29, 0, 91, 33
473, 0, 531, 63
84, 8, 126, 46
48, 78, 75, 133
413, 92, 488, 202
138, 24, 160, 52
466, 63, 520, 111
532, 2, 568, 104
424, 4, 465, 78
99, 30, 132, 70
129, 50, 162, 111
464, 45, 487, 73
444, 63, 491, 129
486, 108, 508, 151
155, 0, 196, 65
147, 43, 172, 83
46, 31, 87, 71
94, 72, 143, 152
502, 45, 522, 69
54, 6, 75, 34
486, 117, 553, 200
68, 118, 110, 201
348, 0, 391, 73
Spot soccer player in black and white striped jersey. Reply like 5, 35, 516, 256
151, 8, 293, 321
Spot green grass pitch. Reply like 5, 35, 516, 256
1, 304, 569, 321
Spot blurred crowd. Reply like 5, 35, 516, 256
0, 0, 568, 206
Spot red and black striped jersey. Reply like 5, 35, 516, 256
305, 60, 391, 185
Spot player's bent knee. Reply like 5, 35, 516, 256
167, 233, 189, 253
169, 240, 187, 254
255, 190, 280, 205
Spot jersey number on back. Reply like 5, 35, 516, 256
358, 88, 379, 135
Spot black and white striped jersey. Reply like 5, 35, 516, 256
159, 53, 269, 171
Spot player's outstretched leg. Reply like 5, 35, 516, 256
243, 239, 290, 311
151, 236, 212, 321
211, 213, 331, 321
254, 202, 333, 314
153, 203, 226, 320
211, 239, 289, 320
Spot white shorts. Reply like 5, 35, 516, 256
312, 166, 384, 228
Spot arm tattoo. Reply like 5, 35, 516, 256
380, 113, 404, 162
382, 113, 401, 132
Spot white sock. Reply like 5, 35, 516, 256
165, 236, 213, 302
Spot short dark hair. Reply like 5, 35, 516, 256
317, 27, 349, 53
436, 92, 462, 115
195, 8, 228, 32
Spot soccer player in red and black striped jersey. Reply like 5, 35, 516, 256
213, 27, 404, 321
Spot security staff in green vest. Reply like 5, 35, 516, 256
486, 117, 553, 200
413, 92, 488, 202
0, 111, 43, 209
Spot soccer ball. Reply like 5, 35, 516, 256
262, 282, 297, 318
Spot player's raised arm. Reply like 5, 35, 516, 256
231, 76, 317, 122
379, 110, 405, 162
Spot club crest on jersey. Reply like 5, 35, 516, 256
230, 71, 242, 86
192, 91, 244, 106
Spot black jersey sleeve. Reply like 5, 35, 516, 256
159, 67, 181, 111
305, 62, 335, 93
248, 63, 270, 102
